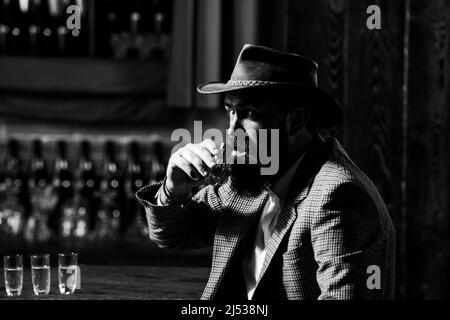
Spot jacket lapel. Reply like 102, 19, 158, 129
254, 134, 329, 291
204, 188, 269, 299
254, 174, 314, 289
204, 134, 330, 300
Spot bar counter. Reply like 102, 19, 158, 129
0, 265, 210, 300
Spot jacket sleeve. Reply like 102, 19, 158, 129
135, 181, 224, 250
310, 180, 395, 300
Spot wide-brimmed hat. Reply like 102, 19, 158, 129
197, 44, 343, 128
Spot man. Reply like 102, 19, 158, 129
136, 44, 396, 300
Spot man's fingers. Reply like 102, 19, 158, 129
180, 147, 209, 177
190, 144, 216, 168
172, 154, 201, 181
200, 139, 220, 156
168, 139, 221, 185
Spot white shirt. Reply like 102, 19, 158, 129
241, 155, 304, 300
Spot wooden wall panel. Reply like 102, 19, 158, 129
167, 0, 195, 108
288, 0, 406, 298
257, 0, 289, 50
407, 0, 450, 299
346, 0, 406, 298
287, 0, 347, 141
195, 0, 222, 108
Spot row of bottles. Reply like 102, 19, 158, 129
0, 138, 166, 243
100, 0, 172, 60
0, 0, 173, 59
0, 0, 88, 56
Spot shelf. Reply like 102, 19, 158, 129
0, 57, 171, 123
0, 57, 168, 96
0, 238, 212, 267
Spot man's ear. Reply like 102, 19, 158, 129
286, 106, 309, 136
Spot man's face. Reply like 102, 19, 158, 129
209, 90, 289, 194
224, 91, 285, 136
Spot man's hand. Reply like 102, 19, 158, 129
162, 139, 218, 203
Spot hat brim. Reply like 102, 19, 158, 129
197, 82, 343, 129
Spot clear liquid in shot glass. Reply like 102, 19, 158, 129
58, 265, 77, 294
31, 265, 51, 295
58, 252, 78, 295
4, 254, 23, 297
4, 267, 23, 296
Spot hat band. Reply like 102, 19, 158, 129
226, 80, 277, 86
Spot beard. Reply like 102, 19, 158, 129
205, 129, 288, 196
229, 163, 267, 195
205, 162, 266, 195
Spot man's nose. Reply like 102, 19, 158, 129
227, 113, 242, 135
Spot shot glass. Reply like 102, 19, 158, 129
58, 252, 79, 295
3, 254, 23, 297
30, 254, 51, 295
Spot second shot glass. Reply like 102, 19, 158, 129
30, 254, 51, 295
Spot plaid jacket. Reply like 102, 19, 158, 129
136, 135, 396, 300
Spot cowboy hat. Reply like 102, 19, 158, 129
197, 44, 343, 128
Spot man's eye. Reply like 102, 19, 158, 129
227, 109, 236, 117
247, 110, 259, 119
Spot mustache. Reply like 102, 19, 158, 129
217, 134, 258, 164
204, 136, 255, 186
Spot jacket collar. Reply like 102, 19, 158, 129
203, 187, 269, 299
254, 133, 329, 290
204, 133, 330, 300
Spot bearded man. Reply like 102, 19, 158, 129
137, 44, 396, 300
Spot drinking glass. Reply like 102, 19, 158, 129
58, 252, 78, 295
3, 255, 23, 296
30, 254, 51, 295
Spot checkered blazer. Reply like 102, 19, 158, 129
136, 135, 396, 300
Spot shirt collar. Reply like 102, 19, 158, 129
268, 144, 308, 202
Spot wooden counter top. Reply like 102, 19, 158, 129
0, 265, 210, 300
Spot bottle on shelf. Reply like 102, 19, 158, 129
50, 139, 73, 236
55, 0, 68, 55
76, 140, 98, 231
126, 9, 141, 60
0, 138, 27, 239
59, 144, 92, 240
24, 139, 56, 242
0, 0, 6, 54
62, 0, 88, 56
27, 139, 49, 190
93, 0, 119, 58
0, 0, 29, 55
59, 176, 90, 240
148, 141, 166, 185
150, 0, 173, 60
102, 1, 118, 58
124, 141, 148, 240
29, 0, 57, 56
108, 0, 129, 33
0, 141, 4, 193
89, 140, 123, 240
106, 0, 130, 60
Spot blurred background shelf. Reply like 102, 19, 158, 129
0, 57, 168, 96
0, 238, 212, 267
0, 0, 257, 273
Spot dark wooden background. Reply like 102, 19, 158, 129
266, 0, 449, 299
